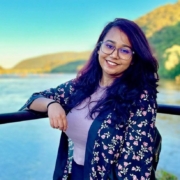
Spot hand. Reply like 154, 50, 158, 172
47, 102, 68, 131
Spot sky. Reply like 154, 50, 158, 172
0, 0, 178, 68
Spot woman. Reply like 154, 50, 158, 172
20, 18, 160, 179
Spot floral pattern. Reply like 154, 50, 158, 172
20, 79, 157, 180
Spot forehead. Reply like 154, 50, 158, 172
103, 27, 131, 47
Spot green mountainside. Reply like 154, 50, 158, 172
51, 60, 86, 73
135, 1, 180, 37
12, 51, 90, 71
148, 22, 180, 78
135, 0, 180, 80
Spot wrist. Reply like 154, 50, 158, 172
47, 101, 59, 109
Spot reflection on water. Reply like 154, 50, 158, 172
159, 79, 180, 91
156, 79, 180, 178
156, 114, 180, 177
0, 74, 179, 179
158, 79, 180, 105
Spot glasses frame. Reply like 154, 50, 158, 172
99, 41, 135, 60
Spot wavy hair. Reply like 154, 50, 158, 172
69, 18, 159, 122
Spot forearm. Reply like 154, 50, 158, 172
19, 79, 75, 112
29, 97, 55, 112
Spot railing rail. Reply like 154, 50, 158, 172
0, 104, 180, 125
157, 104, 180, 115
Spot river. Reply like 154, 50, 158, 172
0, 74, 179, 179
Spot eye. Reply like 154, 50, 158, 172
104, 42, 115, 50
120, 47, 132, 54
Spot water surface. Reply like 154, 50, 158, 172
0, 74, 179, 179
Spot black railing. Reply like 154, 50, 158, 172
0, 104, 180, 125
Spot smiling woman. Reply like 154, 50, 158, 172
98, 28, 134, 85
19, 18, 160, 180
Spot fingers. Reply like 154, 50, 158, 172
60, 114, 68, 131
47, 103, 67, 131
49, 114, 67, 131
49, 117, 58, 129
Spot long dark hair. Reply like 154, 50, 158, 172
69, 18, 159, 122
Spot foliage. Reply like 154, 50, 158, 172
148, 22, 180, 53
156, 170, 178, 180
148, 22, 180, 79
12, 51, 90, 70
50, 60, 86, 73
135, 1, 180, 37
135, 1, 180, 80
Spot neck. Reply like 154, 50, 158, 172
100, 75, 115, 87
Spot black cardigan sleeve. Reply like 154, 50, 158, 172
19, 79, 76, 113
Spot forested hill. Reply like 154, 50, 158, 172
135, 0, 180, 80
13, 51, 90, 69
135, 0, 180, 37
10, 51, 90, 73
148, 22, 180, 79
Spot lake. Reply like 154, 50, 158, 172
0, 74, 180, 179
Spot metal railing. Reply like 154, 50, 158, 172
0, 104, 180, 124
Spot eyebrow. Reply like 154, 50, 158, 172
105, 40, 132, 49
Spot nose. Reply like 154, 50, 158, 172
110, 48, 119, 59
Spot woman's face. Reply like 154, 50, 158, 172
98, 27, 133, 80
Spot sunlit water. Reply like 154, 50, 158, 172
0, 74, 179, 179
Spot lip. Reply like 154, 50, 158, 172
106, 60, 119, 66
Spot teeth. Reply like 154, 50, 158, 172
107, 60, 117, 66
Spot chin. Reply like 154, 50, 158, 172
106, 72, 121, 78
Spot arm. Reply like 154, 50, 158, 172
29, 98, 68, 131
117, 91, 157, 179
20, 79, 75, 111
19, 79, 76, 131
29, 97, 56, 112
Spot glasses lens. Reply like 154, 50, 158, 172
101, 42, 115, 54
118, 47, 133, 60
101, 41, 133, 60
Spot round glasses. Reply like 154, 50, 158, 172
100, 41, 134, 60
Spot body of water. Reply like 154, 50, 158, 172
0, 74, 180, 179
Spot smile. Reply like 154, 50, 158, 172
106, 60, 118, 66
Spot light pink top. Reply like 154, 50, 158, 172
65, 86, 106, 165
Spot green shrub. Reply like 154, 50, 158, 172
156, 170, 178, 180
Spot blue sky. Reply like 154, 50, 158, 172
0, 0, 178, 68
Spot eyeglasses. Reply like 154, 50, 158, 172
100, 41, 134, 60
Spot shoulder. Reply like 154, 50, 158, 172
129, 90, 157, 121
138, 90, 156, 107
61, 78, 76, 87
57, 78, 77, 91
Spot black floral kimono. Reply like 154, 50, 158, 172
20, 79, 158, 180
